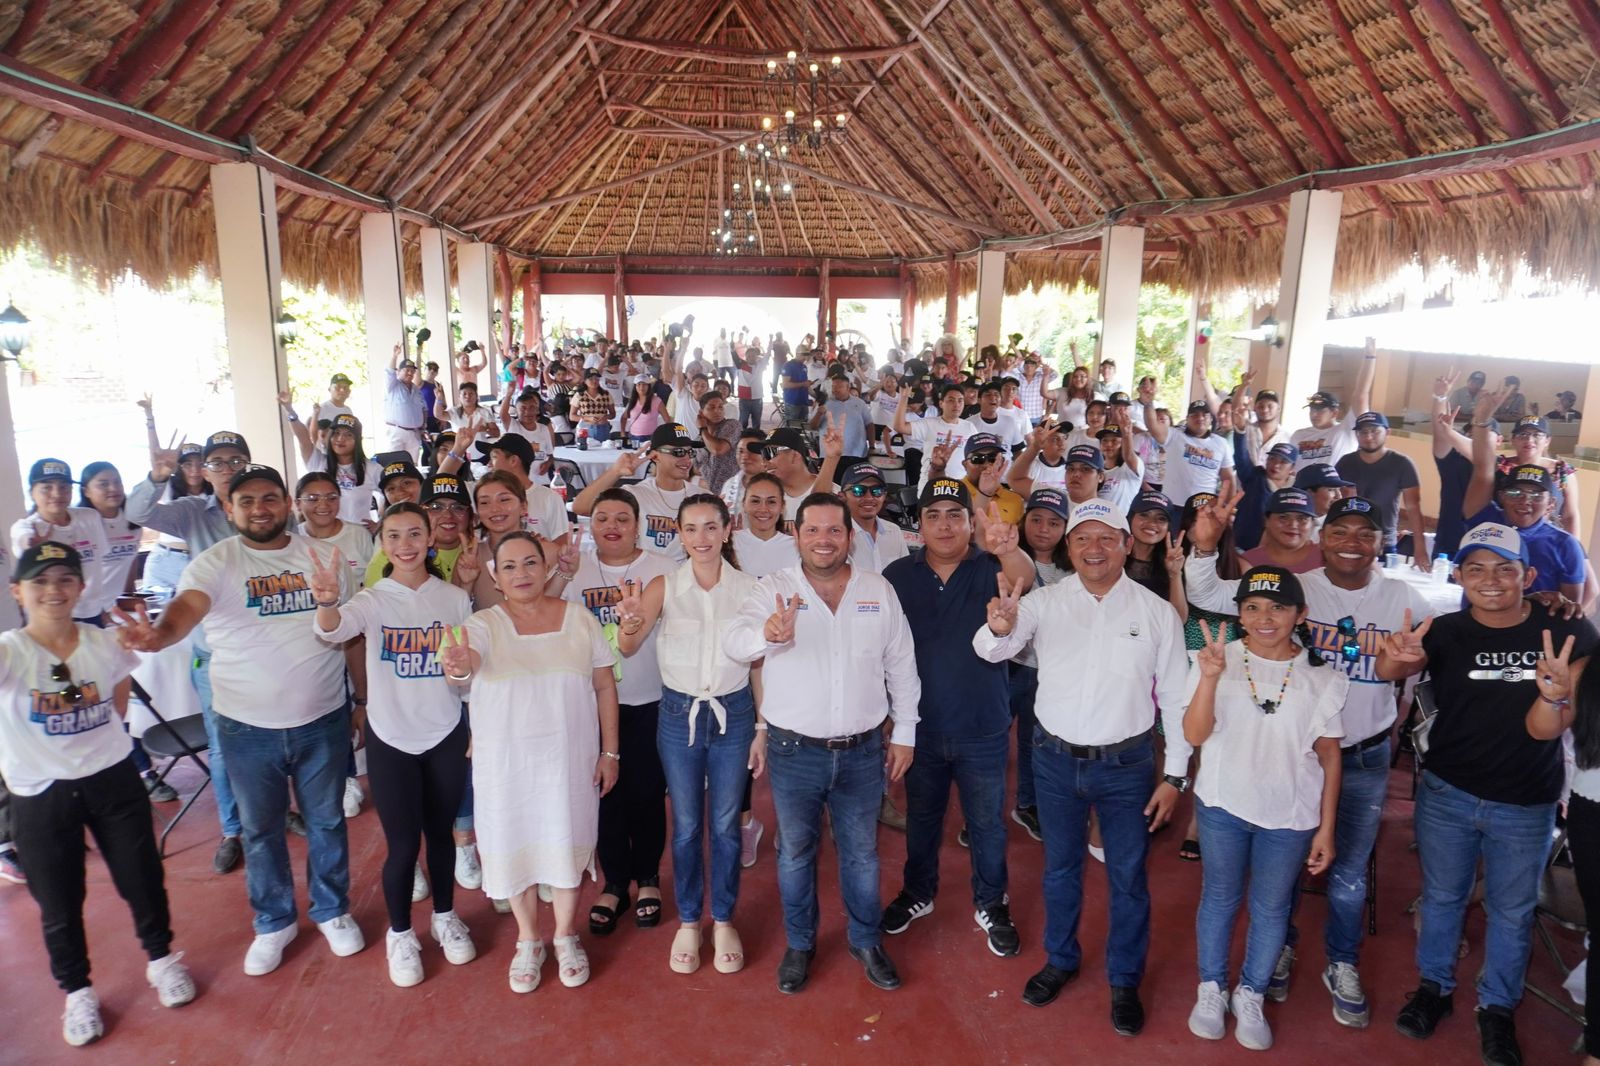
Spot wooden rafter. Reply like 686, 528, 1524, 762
578, 28, 916, 63
1229, 0, 1352, 165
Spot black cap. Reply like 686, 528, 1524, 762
1513, 415, 1550, 436
1325, 495, 1382, 530
761, 427, 809, 456
329, 373, 353, 386
28, 458, 72, 486
1108, 391, 1131, 405
422, 473, 470, 507
1306, 390, 1339, 409
178, 441, 202, 460
379, 460, 423, 489
1186, 400, 1211, 415
13, 541, 83, 582
203, 431, 250, 460
1234, 566, 1306, 608
918, 477, 971, 511
840, 462, 884, 487
1256, 389, 1280, 402
1128, 490, 1174, 519
649, 423, 701, 450
476, 434, 537, 470
1502, 464, 1554, 491
330, 413, 360, 434
227, 463, 287, 496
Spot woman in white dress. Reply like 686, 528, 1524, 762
440, 532, 620, 993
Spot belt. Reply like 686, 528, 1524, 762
770, 722, 882, 751
1036, 724, 1152, 761
1343, 731, 1388, 753
155, 544, 188, 555
387, 422, 423, 431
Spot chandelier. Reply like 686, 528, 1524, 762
758, 50, 849, 151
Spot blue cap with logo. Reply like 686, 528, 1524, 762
1293, 463, 1354, 490
1353, 411, 1390, 430
1128, 490, 1175, 519
1024, 488, 1070, 521
840, 462, 884, 487
1066, 444, 1104, 471
1266, 442, 1299, 464
1325, 495, 1381, 530
963, 432, 1003, 457
1266, 487, 1317, 516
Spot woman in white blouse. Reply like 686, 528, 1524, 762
615, 494, 765, 976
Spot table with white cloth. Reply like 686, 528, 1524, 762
1378, 565, 1463, 616
126, 638, 201, 738
552, 443, 627, 487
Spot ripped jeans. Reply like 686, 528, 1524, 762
1286, 736, 1388, 966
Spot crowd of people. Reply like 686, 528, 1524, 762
0, 323, 1595, 1066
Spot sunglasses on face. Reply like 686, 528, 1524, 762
50, 662, 85, 705
656, 446, 694, 459
203, 457, 249, 472
760, 446, 793, 460
846, 484, 887, 498
1336, 615, 1361, 664
967, 451, 1001, 466
1500, 488, 1547, 501
297, 493, 340, 505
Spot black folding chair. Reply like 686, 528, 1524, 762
130, 679, 212, 857
550, 457, 587, 493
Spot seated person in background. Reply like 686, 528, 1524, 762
1550, 390, 1582, 423
1490, 375, 1526, 423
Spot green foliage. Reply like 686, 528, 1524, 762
281, 283, 367, 402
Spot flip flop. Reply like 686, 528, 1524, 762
1179, 839, 1201, 862
713, 924, 745, 975
669, 926, 701, 974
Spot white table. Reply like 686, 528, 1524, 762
552, 444, 627, 487
1379, 566, 1462, 615
127, 639, 201, 738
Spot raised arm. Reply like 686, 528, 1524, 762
1139, 377, 1169, 445
278, 391, 315, 463
1463, 385, 1509, 517
615, 574, 666, 657
1350, 336, 1377, 417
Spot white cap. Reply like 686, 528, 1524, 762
1066, 498, 1130, 535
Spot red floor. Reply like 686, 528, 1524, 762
0, 753, 1583, 1065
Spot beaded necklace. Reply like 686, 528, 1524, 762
1241, 641, 1295, 714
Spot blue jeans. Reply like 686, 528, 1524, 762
766, 725, 884, 951
1195, 800, 1315, 992
1415, 770, 1555, 1009
192, 647, 241, 838
1033, 728, 1154, 986
1286, 737, 1388, 964
1008, 664, 1039, 810
215, 706, 352, 934
657, 686, 756, 924
903, 727, 1009, 908
585, 421, 613, 443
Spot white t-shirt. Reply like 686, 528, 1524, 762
501, 421, 556, 472
303, 520, 376, 590
733, 529, 798, 577
1159, 430, 1232, 507
178, 533, 350, 729
1290, 419, 1357, 471
562, 550, 675, 705
873, 389, 901, 427
1024, 456, 1068, 494
971, 413, 1026, 453
1186, 645, 1347, 831
907, 416, 978, 490
1245, 421, 1291, 468
525, 483, 569, 542
447, 404, 498, 438
10, 509, 113, 618
848, 518, 910, 574
1098, 464, 1143, 513
100, 512, 142, 607
306, 448, 383, 525
314, 576, 470, 754
0, 625, 137, 795
600, 369, 629, 406
626, 478, 706, 560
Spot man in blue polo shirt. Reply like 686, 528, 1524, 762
879, 478, 1035, 957
781, 348, 810, 425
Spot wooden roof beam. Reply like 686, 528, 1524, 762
85, 0, 169, 90
2, 0, 51, 55
602, 68, 871, 88
98, 0, 215, 99
1567, 0, 1600, 56
1475, 0, 1592, 185
1229, 0, 1353, 165
215, 0, 366, 140
578, 28, 916, 64
1204, 0, 1343, 168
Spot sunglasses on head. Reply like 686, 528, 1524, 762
846, 484, 887, 498
967, 451, 1001, 466
50, 662, 85, 706
1335, 616, 1361, 664
656, 446, 694, 459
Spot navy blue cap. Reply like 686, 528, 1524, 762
1353, 411, 1390, 430
1293, 463, 1354, 489
1266, 442, 1299, 464
1066, 444, 1104, 471
1513, 415, 1550, 436
839, 462, 884, 487
963, 432, 1003, 457
1024, 488, 1070, 521
1128, 490, 1174, 519
1325, 495, 1381, 529
1266, 487, 1317, 516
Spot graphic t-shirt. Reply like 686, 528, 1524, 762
0, 625, 137, 795
625, 478, 705, 560
1422, 604, 1600, 805
306, 448, 382, 525
907, 417, 979, 491
178, 533, 350, 729
1465, 504, 1586, 593
1160, 431, 1233, 508
1290, 420, 1357, 470
10, 509, 113, 618
562, 550, 675, 705
99, 512, 142, 607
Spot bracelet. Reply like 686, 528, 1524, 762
287, 413, 300, 423
754, 722, 768, 732
1191, 548, 1218, 559
352, 698, 367, 706
1540, 694, 1572, 709
600, 751, 621, 761
1432, 394, 1448, 403
445, 671, 472, 682
620, 617, 643, 634
314, 598, 339, 608
1473, 420, 1492, 428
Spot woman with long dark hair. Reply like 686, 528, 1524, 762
289, 411, 382, 527
620, 377, 667, 445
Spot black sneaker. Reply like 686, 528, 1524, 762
975, 901, 1020, 957
211, 836, 242, 875
1395, 980, 1453, 1040
143, 774, 179, 803
1010, 806, 1043, 841
1476, 1006, 1521, 1066
880, 890, 933, 934
286, 811, 308, 838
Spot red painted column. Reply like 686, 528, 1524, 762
613, 256, 629, 346
495, 248, 515, 356
898, 261, 916, 346
943, 252, 958, 335
816, 258, 831, 346
604, 292, 616, 340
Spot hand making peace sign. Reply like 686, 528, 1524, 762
308, 544, 344, 606
439, 626, 473, 679
1536, 628, 1578, 703
975, 501, 1018, 557
1195, 619, 1228, 679
1380, 609, 1433, 666
453, 536, 482, 588
616, 578, 644, 623
763, 594, 802, 645
985, 573, 1026, 635
110, 600, 162, 653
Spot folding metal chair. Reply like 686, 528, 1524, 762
130, 679, 212, 857
1525, 830, 1587, 1031
550, 457, 587, 493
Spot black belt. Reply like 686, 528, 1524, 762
1343, 731, 1388, 754
1036, 724, 1152, 761
770, 722, 882, 751
387, 422, 423, 431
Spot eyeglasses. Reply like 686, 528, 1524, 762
49, 662, 85, 706
656, 446, 694, 459
1335, 616, 1361, 664
203, 456, 249, 472
846, 484, 887, 498
297, 493, 340, 505
426, 501, 468, 514
1500, 488, 1548, 501
967, 452, 1001, 465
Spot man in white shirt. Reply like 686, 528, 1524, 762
572, 423, 706, 559
1148, 400, 1234, 508
894, 384, 977, 493
383, 346, 427, 456
1017, 354, 1055, 425
724, 492, 921, 996
313, 373, 356, 424
1094, 358, 1126, 399
973, 499, 1191, 1032
1228, 371, 1288, 467
970, 381, 1028, 454
1289, 338, 1377, 471
1184, 493, 1433, 1025
838, 462, 909, 574
438, 381, 499, 443
116, 464, 365, 977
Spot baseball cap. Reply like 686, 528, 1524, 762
1256, 389, 1280, 403
1185, 400, 1211, 415
759, 427, 807, 456
1468, 370, 1487, 383
1108, 391, 1131, 406
1353, 411, 1390, 430
1265, 487, 1317, 516
28, 458, 72, 486
329, 373, 353, 386
1306, 390, 1339, 408
1024, 488, 1070, 521
202, 431, 251, 459
840, 462, 884, 487
1096, 424, 1123, 439
12, 541, 83, 583
330, 413, 360, 434
475, 434, 536, 471
1293, 463, 1354, 490
227, 463, 287, 496
1502, 464, 1554, 491
1066, 444, 1104, 471
379, 460, 423, 489
1128, 490, 1175, 519
422, 473, 471, 508
1513, 415, 1550, 436
918, 477, 971, 511
398, 358, 418, 370
1266, 442, 1299, 465
1325, 496, 1381, 529
1066, 497, 1129, 534
963, 432, 1003, 457
516, 386, 540, 402
649, 423, 701, 450
1234, 566, 1306, 608
1454, 523, 1529, 566
178, 441, 202, 461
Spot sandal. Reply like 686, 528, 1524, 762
553, 934, 590, 988
1179, 838, 1201, 862
589, 886, 629, 936
508, 938, 546, 994
635, 880, 663, 928
669, 925, 702, 975
712, 923, 744, 975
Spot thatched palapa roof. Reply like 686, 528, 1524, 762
0, 0, 1596, 303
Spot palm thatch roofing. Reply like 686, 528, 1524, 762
0, 0, 1597, 305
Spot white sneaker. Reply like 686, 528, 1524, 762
431, 910, 477, 966
509, 938, 545, 993
244, 924, 299, 976
454, 844, 482, 890
1188, 980, 1228, 1040
342, 777, 363, 819
1231, 986, 1273, 1051
317, 914, 366, 957
145, 952, 196, 1007
62, 987, 103, 1046
412, 862, 430, 903
740, 818, 764, 868
491, 896, 511, 914
386, 929, 424, 987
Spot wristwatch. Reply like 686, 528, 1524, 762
1162, 774, 1190, 793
